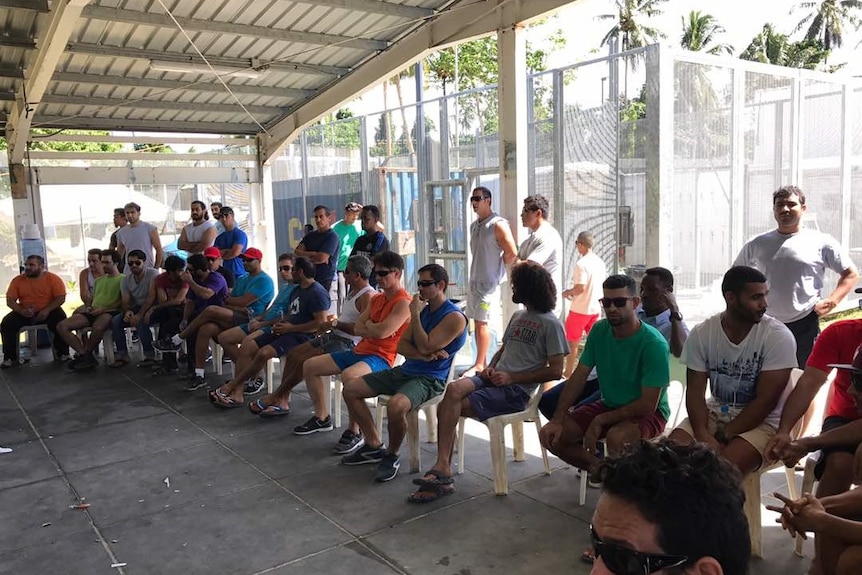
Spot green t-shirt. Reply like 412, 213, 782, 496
332, 220, 362, 271
92, 274, 123, 310
579, 319, 671, 420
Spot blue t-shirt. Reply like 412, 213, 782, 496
188, 271, 228, 314
299, 229, 340, 289
214, 227, 249, 278
402, 299, 468, 380
232, 271, 275, 316
286, 281, 331, 329
263, 283, 297, 322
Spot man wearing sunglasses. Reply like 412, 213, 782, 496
517, 194, 563, 317
409, 261, 566, 502
766, 320, 862, 575
668, 266, 797, 477
203, 246, 235, 290
539, 274, 670, 478
592, 438, 750, 575
109, 249, 159, 368
461, 186, 517, 378
341, 263, 468, 483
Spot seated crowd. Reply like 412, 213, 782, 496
6, 191, 862, 574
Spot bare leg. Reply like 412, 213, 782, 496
217, 326, 248, 363
195, 322, 220, 369
223, 346, 277, 402
464, 320, 491, 375
384, 393, 412, 455
84, 313, 114, 353
56, 314, 91, 355
428, 378, 476, 477
343, 375, 384, 448
179, 307, 234, 339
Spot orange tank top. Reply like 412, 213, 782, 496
354, 288, 412, 365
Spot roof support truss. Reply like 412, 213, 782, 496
295, 0, 433, 19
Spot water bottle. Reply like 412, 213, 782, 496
246, 307, 255, 321
276, 310, 284, 321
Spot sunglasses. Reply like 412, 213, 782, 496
470, 196, 487, 202
417, 280, 437, 287
600, 297, 633, 309
590, 525, 688, 575
374, 269, 395, 277
279, 265, 293, 272
206, 257, 218, 262
127, 260, 144, 267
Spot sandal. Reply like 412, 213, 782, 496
248, 399, 269, 415
213, 394, 244, 409
412, 469, 454, 490
407, 484, 455, 504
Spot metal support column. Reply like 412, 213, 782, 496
729, 67, 746, 270
840, 84, 852, 248
644, 44, 673, 268
300, 131, 310, 225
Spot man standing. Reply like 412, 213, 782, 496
408, 261, 566, 502
517, 194, 563, 316
178, 200, 217, 255
735, 185, 858, 367
295, 205, 340, 308
110, 250, 160, 368
116, 202, 164, 271
203, 246, 235, 289
340, 264, 468, 483
213, 206, 248, 279
332, 202, 363, 313
539, 275, 670, 477
1, 255, 69, 367
462, 187, 517, 377
562, 231, 607, 376
668, 266, 797, 476
210, 201, 225, 234
108, 207, 127, 272
350, 205, 390, 289
57, 250, 124, 371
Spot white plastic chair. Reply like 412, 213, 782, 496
18, 323, 58, 360
455, 383, 550, 496
374, 361, 456, 473
74, 327, 114, 365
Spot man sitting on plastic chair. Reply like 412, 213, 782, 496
406, 261, 567, 503
767, 325, 862, 575
668, 266, 797, 475
340, 263, 467, 483
538, 274, 671, 484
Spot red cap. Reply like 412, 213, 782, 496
241, 247, 263, 261
203, 246, 221, 259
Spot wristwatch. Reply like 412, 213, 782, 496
669, 310, 683, 322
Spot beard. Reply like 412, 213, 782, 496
512, 292, 522, 305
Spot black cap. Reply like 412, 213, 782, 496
855, 287, 862, 293
828, 343, 862, 373
219, 206, 234, 218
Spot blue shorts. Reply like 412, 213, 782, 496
240, 323, 272, 336
254, 332, 310, 357
466, 375, 532, 422
330, 350, 390, 373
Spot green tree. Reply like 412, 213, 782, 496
794, 0, 862, 50
0, 129, 123, 152
740, 23, 830, 69
305, 108, 361, 149
680, 11, 733, 55
598, 0, 668, 66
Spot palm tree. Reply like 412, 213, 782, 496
793, 0, 862, 50
599, 0, 667, 59
740, 23, 830, 69
680, 11, 733, 55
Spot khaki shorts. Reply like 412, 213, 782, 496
675, 412, 776, 470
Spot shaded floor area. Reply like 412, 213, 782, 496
0, 348, 817, 574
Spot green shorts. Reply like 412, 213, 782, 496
362, 366, 446, 409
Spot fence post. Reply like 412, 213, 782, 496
644, 44, 673, 269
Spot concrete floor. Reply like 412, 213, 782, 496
0, 347, 815, 575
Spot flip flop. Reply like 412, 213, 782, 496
213, 394, 244, 409
248, 399, 269, 415
259, 405, 291, 419
407, 484, 455, 504
412, 469, 454, 489
209, 388, 230, 404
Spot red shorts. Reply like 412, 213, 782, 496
565, 312, 599, 342
567, 400, 666, 439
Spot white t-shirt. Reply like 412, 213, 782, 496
183, 219, 216, 254
518, 220, 563, 314
734, 228, 853, 323
682, 314, 798, 428
569, 251, 607, 316
495, 309, 569, 391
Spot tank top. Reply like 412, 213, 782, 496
354, 288, 413, 365
87, 269, 96, 291
333, 284, 376, 344
117, 222, 157, 269
402, 298, 468, 380
470, 213, 507, 294
184, 220, 216, 254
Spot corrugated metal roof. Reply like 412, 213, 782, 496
0, 0, 448, 136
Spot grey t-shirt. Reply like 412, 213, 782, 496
121, 268, 159, 307
734, 228, 853, 323
117, 222, 158, 269
470, 212, 508, 294
495, 309, 569, 391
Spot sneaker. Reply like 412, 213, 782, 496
341, 443, 387, 466
71, 353, 98, 371
294, 416, 333, 436
243, 377, 265, 395
58, 354, 72, 363
332, 430, 365, 455
153, 338, 180, 352
374, 453, 401, 482
185, 375, 207, 391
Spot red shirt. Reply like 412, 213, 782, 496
807, 319, 862, 420
354, 289, 412, 365
154, 272, 187, 302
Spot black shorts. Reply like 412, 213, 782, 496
814, 415, 860, 480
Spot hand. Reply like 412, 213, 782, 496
273, 321, 288, 335
764, 432, 794, 462
487, 369, 512, 387
89, 307, 104, 316
425, 349, 449, 361
767, 492, 827, 539
248, 319, 261, 331
660, 290, 679, 314
410, 294, 425, 315
179, 319, 188, 331
583, 418, 604, 456
562, 289, 574, 300
539, 421, 564, 450
778, 441, 810, 468
143, 309, 153, 324
814, 300, 837, 317
180, 270, 193, 284
34, 309, 49, 322
129, 314, 140, 327
124, 310, 134, 322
